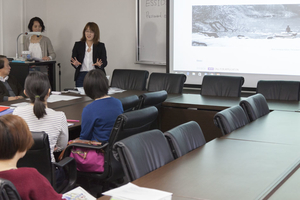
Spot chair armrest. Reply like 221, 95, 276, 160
53, 157, 77, 193
67, 142, 108, 150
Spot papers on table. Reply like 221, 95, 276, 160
62, 186, 96, 200
47, 95, 81, 103
76, 87, 85, 95
108, 87, 126, 95
10, 102, 30, 107
102, 183, 172, 200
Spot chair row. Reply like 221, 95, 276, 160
214, 93, 270, 135
201, 75, 300, 100
113, 121, 206, 182
110, 70, 187, 94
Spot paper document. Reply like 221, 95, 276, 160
76, 87, 85, 95
47, 95, 81, 103
108, 87, 126, 95
10, 102, 30, 107
62, 186, 96, 200
102, 183, 172, 200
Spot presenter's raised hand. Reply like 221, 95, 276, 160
93, 58, 103, 67
71, 57, 81, 67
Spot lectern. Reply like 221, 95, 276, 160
9, 61, 56, 91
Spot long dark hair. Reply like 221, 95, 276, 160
24, 71, 51, 119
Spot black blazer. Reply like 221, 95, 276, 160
71, 41, 108, 81
0, 75, 24, 102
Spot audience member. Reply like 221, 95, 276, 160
80, 69, 123, 141
13, 71, 68, 162
71, 22, 107, 87
24, 17, 56, 61
0, 55, 24, 102
0, 115, 63, 200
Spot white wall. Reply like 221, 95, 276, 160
1, 0, 166, 89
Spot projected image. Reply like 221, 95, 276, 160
192, 4, 300, 47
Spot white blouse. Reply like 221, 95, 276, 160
80, 43, 95, 72
29, 42, 42, 59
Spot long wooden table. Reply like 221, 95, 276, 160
99, 99, 300, 200
223, 111, 300, 145
99, 138, 300, 200
161, 94, 300, 142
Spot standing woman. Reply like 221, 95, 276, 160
13, 71, 68, 162
24, 17, 56, 61
71, 22, 107, 87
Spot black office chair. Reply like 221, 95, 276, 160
138, 90, 168, 129
138, 90, 168, 109
214, 105, 250, 135
17, 132, 77, 193
0, 178, 21, 200
147, 73, 186, 94
257, 80, 300, 101
119, 95, 140, 112
201, 75, 244, 97
113, 129, 174, 182
164, 121, 206, 159
110, 69, 149, 91
61, 106, 158, 193
239, 93, 270, 122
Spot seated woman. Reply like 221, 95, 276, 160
0, 115, 63, 200
80, 69, 123, 141
13, 71, 68, 162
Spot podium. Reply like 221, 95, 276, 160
9, 61, 56, 91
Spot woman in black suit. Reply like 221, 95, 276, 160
71, 22, 107, 87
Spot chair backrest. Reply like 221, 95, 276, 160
201, 75, 244, 97
164, 121, 206, 159
138, 90, 168, 109
109, 106, 158, 145
257, 80, 300, 101
17, 132, 54, 185
147, 73, 186, 94
119, 95, 140, 112
214, 105, 250, 135
239, 93, 270, 122
0, 178, 21, 200
113, 129, 174, 181
110, 69, 149, 91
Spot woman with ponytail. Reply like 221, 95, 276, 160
13, 71, 68, 162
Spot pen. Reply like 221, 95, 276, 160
67, 119, 80, 122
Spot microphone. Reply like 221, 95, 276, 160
25, 32, 42, 37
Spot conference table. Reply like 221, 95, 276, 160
99, 110, 300, 200
98, 139, 300, 200
222, 111, 300, 145
4, 91, 300, 199
161, 94, 300, 142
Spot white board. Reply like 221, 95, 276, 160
137, 0, 166, 65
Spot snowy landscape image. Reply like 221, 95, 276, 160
192, 4, 300, 48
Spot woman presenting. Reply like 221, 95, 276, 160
71, 22, 107, 87
24, 17, 56, 61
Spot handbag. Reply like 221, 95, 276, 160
59, 139, 104, 172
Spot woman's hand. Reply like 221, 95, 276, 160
42, 56, 50, 61
93, 58, 103, 67
71, 57, 81, 67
